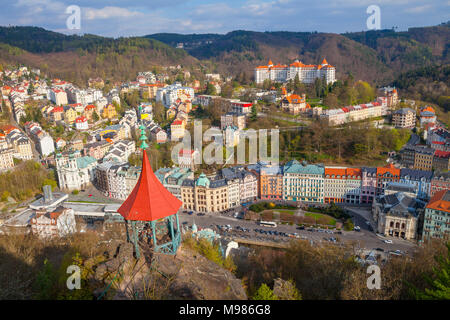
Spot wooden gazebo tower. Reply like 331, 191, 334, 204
117, 126, 182, 258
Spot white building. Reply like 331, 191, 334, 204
56, 153, 97, 191
75, 116, 89, 130
24, 122, 55, 157
48, 88, 68, 105
156, 83, 195, 107
255, 59, 336, 85
31, 207, 76, 238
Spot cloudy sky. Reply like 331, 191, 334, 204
0, 0, 449, 37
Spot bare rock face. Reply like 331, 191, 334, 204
95, 241, 247, 300
164, 247, 247, 300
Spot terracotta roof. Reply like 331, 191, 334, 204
325, 167, 361, 178
377, 164, 400, 176
285, 94, 305, 104
426, 190, 450, 212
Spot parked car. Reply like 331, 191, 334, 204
384, 239, 393, 244
375, 248, 384, 252
188, 211, 194, 215
297, 226, 305, 230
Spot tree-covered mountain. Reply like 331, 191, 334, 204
146, 24, 450, 85
393, 64, 450, 110
0, 26, 200, 85
0, 24, 448, 86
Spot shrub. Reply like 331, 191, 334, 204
252, 283, 278, 300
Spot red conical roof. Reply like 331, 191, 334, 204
118, 151, 182, 221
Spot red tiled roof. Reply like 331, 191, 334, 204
118, 151, 182, 221
434, 150, 450, 159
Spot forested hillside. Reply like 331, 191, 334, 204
393, 64, 450, 111
0, 27, 200, 86
0, 23, 448, 87
146, 24, 450, 85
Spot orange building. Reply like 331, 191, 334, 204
260, 166, 284, 200
376, 164, 400, 196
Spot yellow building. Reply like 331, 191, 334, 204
102, 104, 117, 119
170, 119, 186, 141
64, 107, 77, 124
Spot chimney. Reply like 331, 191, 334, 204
43, 185, 53, 203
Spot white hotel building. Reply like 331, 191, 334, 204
255, 59, 336, 85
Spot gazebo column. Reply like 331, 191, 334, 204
151, 221, 158, 251
125, 220, 130, 242
132, 221, 140, 259
175, 213, 180, 233
169, 216, 175, 252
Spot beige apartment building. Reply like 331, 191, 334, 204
392, 108, 416, 128
181, 173, 229, 213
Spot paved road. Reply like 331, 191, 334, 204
178, 209, 416, 255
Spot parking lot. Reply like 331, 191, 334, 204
179, 208, 417, 255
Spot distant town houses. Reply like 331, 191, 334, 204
24, 121, 55, 157
400, 143, 450, 172
155, 167, 194, 200
178, 148, 200, 170
220, 112, 246, 130
82, 140, 112, 160
48, 88, 68, 106
170, 119, 186, 141
75, 116, 89, 130
156, 83, 195, 107
0, 125, 33, 160
103, 140, 136, 163
320, 97, 388, 126
255, 58, 336, 85
95, 161, 140, 200
430, 171, 450, 198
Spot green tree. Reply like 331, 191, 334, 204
205, 83, 217, 95
250, 106, 257, 122
411, 242, 450, 300
92, 111, 99, 122
34, 259, 57, 300
42, 179, 57, 191
1, 190, 10, 202
252, 283, 278, 300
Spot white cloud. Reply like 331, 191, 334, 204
84, 6, 142, 20
404, 5, 433, 13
